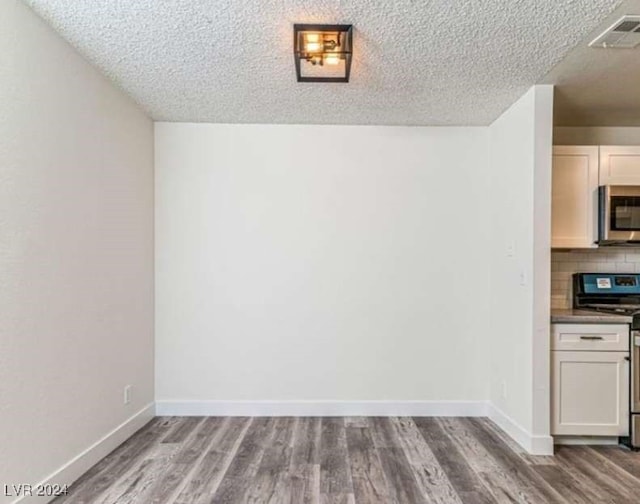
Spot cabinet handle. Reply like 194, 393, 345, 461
580, 336, 604, 340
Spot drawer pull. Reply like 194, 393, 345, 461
579, 336, 604, 341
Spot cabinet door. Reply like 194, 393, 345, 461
551, 146, 599, 249
552, 351, 629, 436
600, 146, 640, 185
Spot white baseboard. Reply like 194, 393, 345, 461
155, 400, 489, 417
12, 403, 155, 504
487, 402, 554, 456
554, 436, 620, 446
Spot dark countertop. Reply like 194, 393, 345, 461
551, 309, 632, 324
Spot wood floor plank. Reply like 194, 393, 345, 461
345, 426, 390, 504
461, 418, 567, 504
173, 417, 252, 504
321, 418, 347, 452
68, 418, 164, 484
320, 494, 355, 504
376, 447, 428, 504
549, 446, 625, 504
474, 417, 556, 467
143, 417, 224, 504
534, 464, 613, 504
345, 417, 370, 428
291, 464, 321, 504
590, 446, 640, 481
583, 445, 640, 486
95, 442, 181, 504
391, 417, 462, 504
210, 417, 280, 504
53, 417, 177, 504
162, 417, 204, 444
436, 418, 528, 504
371, 416, 429, 503
438, 417, 562, 504
265, 418, 299, 504
413, 418, 495, 504
554, 446, 638, 504
370, 417, 401, 448
244, 417, 296, 504
291, 417, 322, 466
290, 417, 322, 504
319, 418, 354, 502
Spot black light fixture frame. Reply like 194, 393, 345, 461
293, 24, 353, 83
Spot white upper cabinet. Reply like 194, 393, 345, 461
551, 146, 599, 249
600, 146, 640, 185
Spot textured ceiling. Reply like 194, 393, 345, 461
23, 0, 620, 125
542, 0, 640, 126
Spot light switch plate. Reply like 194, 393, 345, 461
506, 241, 516, 257
519, 271, 527, 286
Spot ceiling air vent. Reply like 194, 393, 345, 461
590, 15, 640, 48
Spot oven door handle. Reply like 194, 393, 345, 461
579, 335, 604, 341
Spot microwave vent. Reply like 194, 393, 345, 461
590, 15, 640, 48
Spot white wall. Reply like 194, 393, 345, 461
532, 87, 553, 445
155, 123, 491, 409
0, 1, 154, 499
554, 127, 640, 145
0, 1, 553, 479
488, 86, 553, 454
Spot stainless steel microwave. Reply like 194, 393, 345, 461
599, 185, 640, 245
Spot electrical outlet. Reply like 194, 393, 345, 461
124, 385, 132, 405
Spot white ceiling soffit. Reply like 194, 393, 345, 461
23, 0, 620, 126
542, 0, 640, 126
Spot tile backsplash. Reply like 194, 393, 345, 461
551, 249, 640, 309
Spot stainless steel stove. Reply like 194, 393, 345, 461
574, 273, 640, 448
574, 273, 640, 315
579, 303, 640, 315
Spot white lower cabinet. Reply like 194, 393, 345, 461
551, 323, 630, 437
551, 349, 629, 436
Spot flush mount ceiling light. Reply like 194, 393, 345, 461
293, 24, 353, 83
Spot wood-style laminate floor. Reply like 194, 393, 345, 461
53, 416, 640, 504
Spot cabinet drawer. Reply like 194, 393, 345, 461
551, 324, 629, 351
